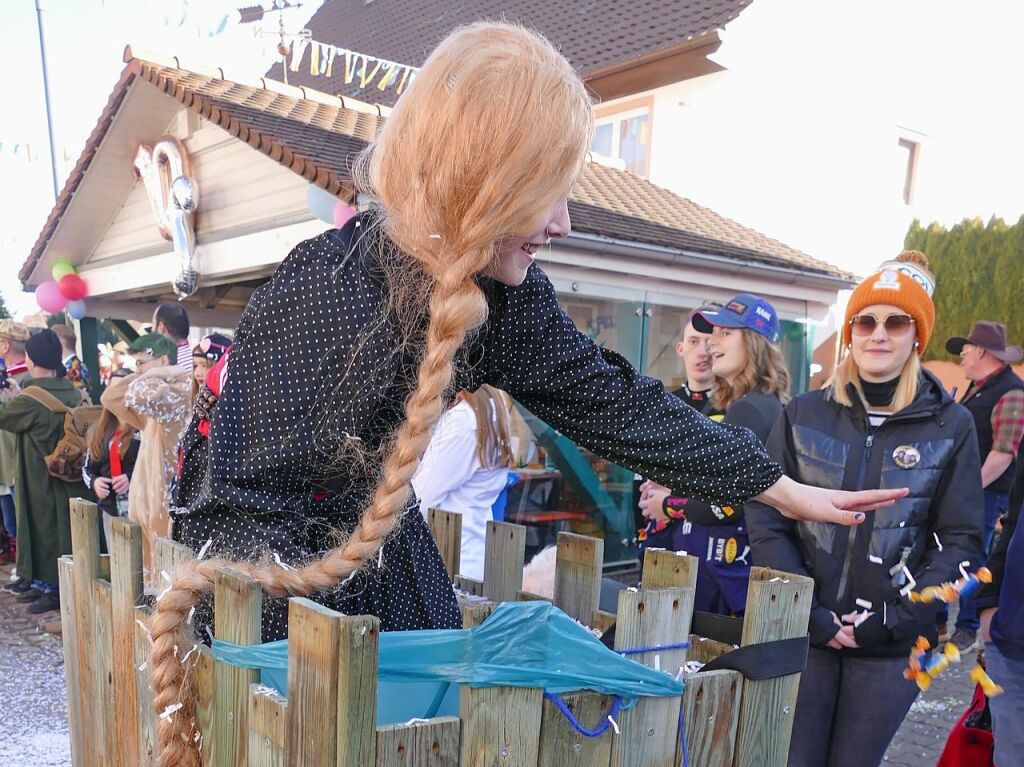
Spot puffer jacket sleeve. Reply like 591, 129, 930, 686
481, 265, 783, 506
747, 400, 842, 646
881, 414, 984, 642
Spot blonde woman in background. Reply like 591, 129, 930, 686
414, 385, 515, 580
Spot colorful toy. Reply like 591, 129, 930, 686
908, 566, 992, 604
904, 636, 960, 691
970, 664, 1004, 697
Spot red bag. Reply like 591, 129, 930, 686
936, 683, 994, 767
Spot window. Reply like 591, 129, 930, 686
899, 137, 920, 205
592, 98, 653, 177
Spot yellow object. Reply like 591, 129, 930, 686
970, 665, 1004, 697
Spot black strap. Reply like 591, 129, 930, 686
700, 635, 809, 681
690, 610, 744, 646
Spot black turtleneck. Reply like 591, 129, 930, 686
860, 376, 899, 407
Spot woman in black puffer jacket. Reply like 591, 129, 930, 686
747, 253, 984, 767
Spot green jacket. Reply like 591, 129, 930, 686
0, 368, 32, 486
0, 376, 91, 584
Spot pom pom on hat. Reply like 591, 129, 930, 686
843, 251, 936, 352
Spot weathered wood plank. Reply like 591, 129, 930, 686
641, 548, 699, 591
109, 517, 144, 767
99, 552, 111, 581
428, 508, 463, 579
686, 635, 735, 664
591, 609, 616, 636
57, 556, 85, 766
286, 599, 379, 766
248, 683, 289, 767
537, 691, 614, 767
482, 521, 526, 604
515, 590, 551, 602
70, 498, 101, 766
134, 605, 157, 766
611, 587, 693, 767
552, 533, 603, 623
460, 601, 495, 629
459, 684, 543, 767
211, 568, 262, 766
454, 575, 484, 596
93, 580, 117, 764
375, 716, 460, 766
153, 536, 195, 577
732, 567, 813, 767
680, 669, 742, 767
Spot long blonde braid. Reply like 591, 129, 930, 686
149, 22, 592, 765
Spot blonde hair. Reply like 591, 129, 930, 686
712, 330, 791, 411
458, 385, 516, 469
827, 349, 921, 412
149, 23, 592, 765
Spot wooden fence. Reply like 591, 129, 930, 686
59, 498, 812, 766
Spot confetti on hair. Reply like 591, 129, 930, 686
197, 539, 213, 560
159, 703, 184, 721
187, 606, 196, 625
181, 644, 199, 665
273, 552, 295, 571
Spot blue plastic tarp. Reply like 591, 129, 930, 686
212, 601, 683, 725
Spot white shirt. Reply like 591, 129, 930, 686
412, 400, 510, 581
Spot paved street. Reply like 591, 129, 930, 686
1, 560, 978, 767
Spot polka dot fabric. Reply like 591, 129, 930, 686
172, 211, 782, 641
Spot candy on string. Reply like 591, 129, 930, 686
970, 664, 1004, 697
903, 636, 960, 691
907, 566, 991, 604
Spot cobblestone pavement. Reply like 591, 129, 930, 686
882, 649, 977, 766
1, 564, 72, 767
2, 559, 978, 767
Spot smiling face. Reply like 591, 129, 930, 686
707, 326, 749, 384
486, 196, 571, 286
676, 322, 713, 390
850, 303, 917, 382
193, 357, 211, 388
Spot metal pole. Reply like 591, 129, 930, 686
35, 0, 60, 202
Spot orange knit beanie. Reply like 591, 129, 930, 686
843, 251, 935, 353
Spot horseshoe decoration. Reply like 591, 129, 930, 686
132, 136, 201, 298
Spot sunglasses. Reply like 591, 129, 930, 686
849, 314, 915, 336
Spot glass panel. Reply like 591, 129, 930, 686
779, 319, 811, 395
618, 113, 650, 176
591, 122, 614, 158
509, 294, 645, 568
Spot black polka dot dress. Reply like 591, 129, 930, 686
172, 211, 783, 642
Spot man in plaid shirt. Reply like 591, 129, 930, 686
945, 320, 1024, 651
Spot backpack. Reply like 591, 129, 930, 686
20, 386, 103, 482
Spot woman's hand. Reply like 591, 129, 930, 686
825, 611, 859, 649
93, 476, 111, 500
754, 475, 907, 526
111, 474, 130, 494
638, 481, 671, 522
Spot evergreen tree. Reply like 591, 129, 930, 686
0, 293, 11, 321
905, 216, 1024, 360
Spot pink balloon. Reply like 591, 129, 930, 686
36, 281, 68, 313
333, 202, 357, 229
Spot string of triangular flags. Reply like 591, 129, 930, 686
288, 35, 420, 95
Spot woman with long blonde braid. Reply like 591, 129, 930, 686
152, 23, 906, 765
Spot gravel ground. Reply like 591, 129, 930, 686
1, 564, 72, 767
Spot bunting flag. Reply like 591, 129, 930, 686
288, 35, 420, 95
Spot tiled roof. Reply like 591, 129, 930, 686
269, 0, 751, 106
571, 162, 851, 278
23, 51, 849, 284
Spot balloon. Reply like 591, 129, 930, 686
333, 202, 357, 229
36, 281, 68, 313
66, 300, 87, 320
306, 184, 338, 224
58, 273, 88, 301
51, 261, 76, 281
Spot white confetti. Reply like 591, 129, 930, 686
135, 618, 153, 642
159, 703, 183, 721
654, 654, 661, 672
273, 552, 295, 571
899, 566, 917, 597
868, 555, 884, 564
138, 660, 147, 672
187, 606, 196, 625
607, 716, 621, 735
196, 539, 213, 560
181, 644, 199, 664
932, 533, 943, 552
855, 598, 873, 610
959, 561, 971, 581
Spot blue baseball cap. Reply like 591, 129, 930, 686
692, 294, 781, 343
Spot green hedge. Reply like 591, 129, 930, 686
904, 216, 1024, 360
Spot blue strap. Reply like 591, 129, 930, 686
543, 640, 692, 766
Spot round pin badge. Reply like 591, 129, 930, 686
892, 445, 921, 469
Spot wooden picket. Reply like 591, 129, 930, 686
58, 500, 810, 767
